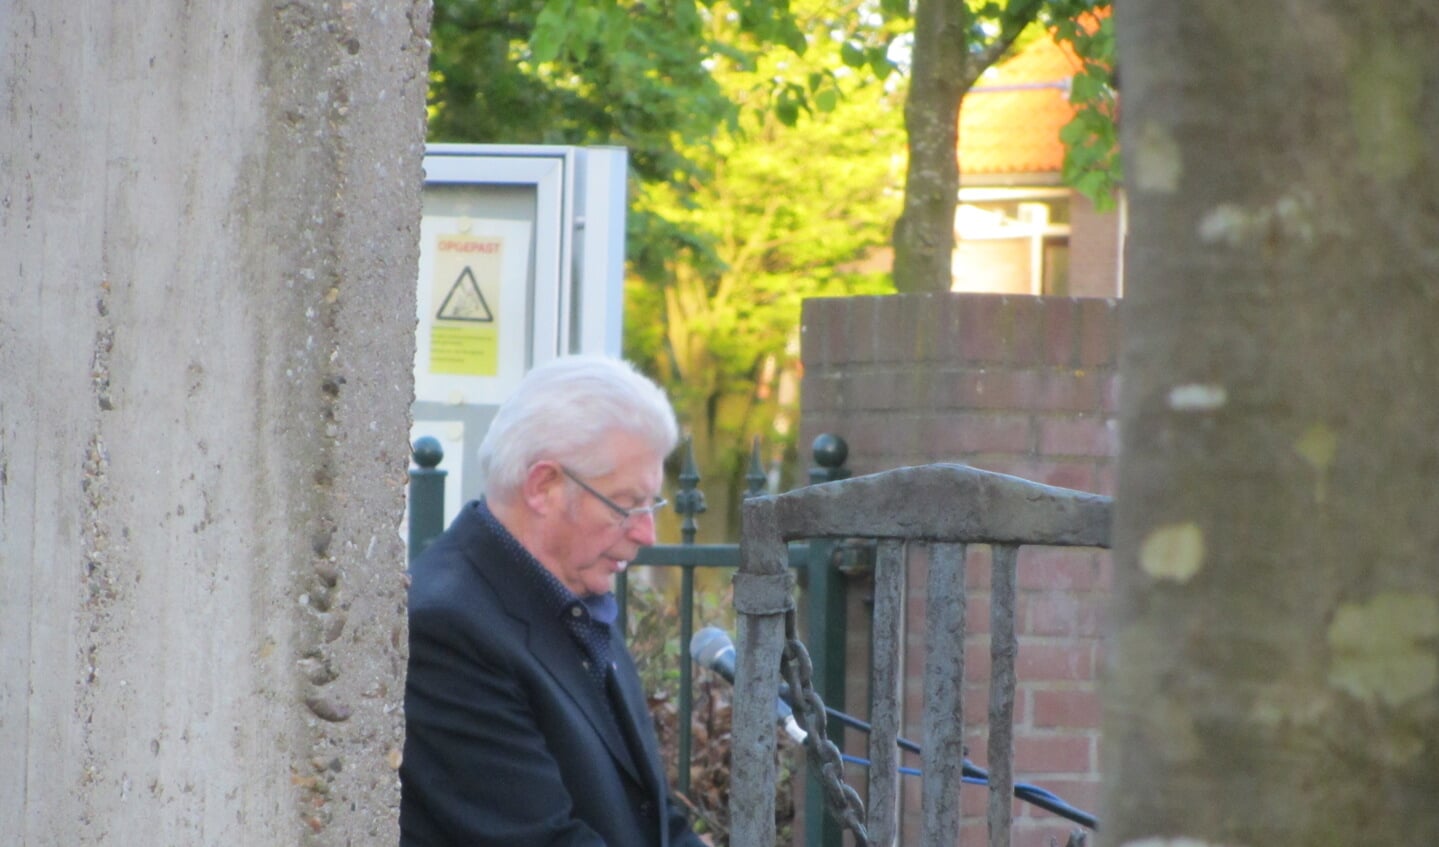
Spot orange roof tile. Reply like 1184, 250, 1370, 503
960, 36, 1084, 176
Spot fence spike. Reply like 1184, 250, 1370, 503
745, 436, 767, 499
674, 434, 706, 544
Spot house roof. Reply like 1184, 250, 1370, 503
959, 35, 1084, 176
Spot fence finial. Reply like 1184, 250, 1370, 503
744, 436, 767, 498
412, 435, 444, 469
408, 436, 448, 563
674, 434, 706, 545
810, 433, 851, 484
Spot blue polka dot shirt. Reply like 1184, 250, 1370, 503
478, 500, 618, 690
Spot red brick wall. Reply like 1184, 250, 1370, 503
1067, 192, 1123, 299
799, 292, 1119, 847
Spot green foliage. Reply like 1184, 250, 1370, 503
428, 0, 752, 189
624, 577, 735, 700
1051, 5, 1120, 209
427, 0, 1119, 519
622, 2, 903, 512
879, 0, 910, 19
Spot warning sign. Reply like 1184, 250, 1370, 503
436, 267, 494, 322
430, 234, 503, 376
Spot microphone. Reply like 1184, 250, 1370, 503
690, 626, 736, 682
690, 627, 807, 744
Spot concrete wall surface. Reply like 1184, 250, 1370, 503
0, 0, 431, 844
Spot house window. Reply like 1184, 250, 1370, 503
1042, 236, 1070, 296
952, 192, 1070, 296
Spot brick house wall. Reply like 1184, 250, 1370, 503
1067, 193, 1124, 299
798, 292, 1119, 847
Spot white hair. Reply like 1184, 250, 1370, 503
478, 354, 679, 501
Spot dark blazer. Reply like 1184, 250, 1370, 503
400, 500, 704, 847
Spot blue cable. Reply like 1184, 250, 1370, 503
826, 743, 1098, 830
778, 683, 1099, 829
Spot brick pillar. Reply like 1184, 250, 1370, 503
800, 292, 1119, 847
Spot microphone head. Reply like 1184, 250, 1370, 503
690, 626, 734, 668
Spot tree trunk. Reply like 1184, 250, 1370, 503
1108, 4, 1439, 844
891, 0, 969, 294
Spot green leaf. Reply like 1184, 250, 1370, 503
870, 51, 894, 80
570, 6, 600, 61
784, 27, 809, 54
1069, 71, 1104, 102
880, 0, 910, 21
676, 0, 701, 31
1058, 119, 1086, 145
1069, 169, 1108, 205
530, 5, 567, 63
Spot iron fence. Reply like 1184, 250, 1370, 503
731, 464, 1106, 847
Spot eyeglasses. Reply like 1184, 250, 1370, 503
559, 465, 668, 525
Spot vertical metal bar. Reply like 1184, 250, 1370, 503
615, 570, 628, 636
407, 436, 446, 564
921, 542, 967, 847
745, 437, 768, 498
676, 436, 704, 548
868, 539, 906, 847
804, 434, 851, 847
987, 544, 1020, 847
804, 436, 852, 703
673, 437, 704, 798
677, 563, 694, 797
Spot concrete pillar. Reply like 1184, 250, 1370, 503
0, 0, 430, 844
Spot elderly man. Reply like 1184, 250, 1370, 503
400, 355, 705, 847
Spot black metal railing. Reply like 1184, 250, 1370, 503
626, 437, 849, 797
407, 436, 447, 563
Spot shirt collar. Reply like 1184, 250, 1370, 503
478, 498, 618, 622
581, 591, 619, 625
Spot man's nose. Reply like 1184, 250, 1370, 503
625, 511, 658, 546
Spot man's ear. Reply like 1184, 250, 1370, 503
521, 461, 565, 514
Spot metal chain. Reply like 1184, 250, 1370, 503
780, 608, 873, 847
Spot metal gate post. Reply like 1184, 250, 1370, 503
804, 434, 851, 847
673, 438, 705, 796
408, 436, 447, 563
